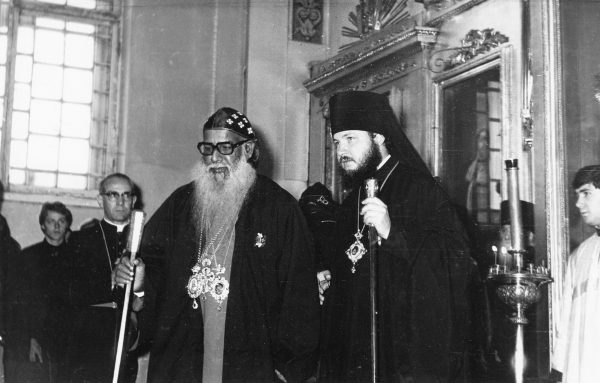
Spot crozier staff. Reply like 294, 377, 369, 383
119, 107, 319, 383
318, 91, 474, 382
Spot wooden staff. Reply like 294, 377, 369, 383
365, 178, 379, 383
112, 210, 145, 383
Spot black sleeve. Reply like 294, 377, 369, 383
274, 200, 320, 382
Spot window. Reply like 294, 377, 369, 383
0, 0, 121, 196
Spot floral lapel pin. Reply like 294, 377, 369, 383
254, 233, 266, 248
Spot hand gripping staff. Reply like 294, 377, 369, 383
112, 210, 145, 383
365, 178, 379, 383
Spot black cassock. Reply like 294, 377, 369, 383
319, 157, 476, 383
139, 175, 320, 383
66, 219, 138, 383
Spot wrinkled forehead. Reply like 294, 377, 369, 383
203, 128, 245, 143
104, 177, 133, 192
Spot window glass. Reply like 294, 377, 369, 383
58, 137, 89, 173
28, 134, 59, 170
31, 64, 63, 99
30, 99, 61, 135
15, 55, 33, 82
13, 83, 31, 110
63, 68, 93, 103
1, 1, 118, 192
10, 140, 27, 168
61, 103, 91, 138
65, 34, 94, 68
11, 111, 29, 139
16, 26, 34, 54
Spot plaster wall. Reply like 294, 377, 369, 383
122, 0, 248, 217
562, 1, 600, 248
246, 0, 356, 198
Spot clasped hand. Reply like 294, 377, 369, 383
361, 197, 390, 239
317, 270, 331, 305
114, 256, 145, 293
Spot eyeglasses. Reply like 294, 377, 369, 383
101, 191, 134, 201
197, 140, 251, 156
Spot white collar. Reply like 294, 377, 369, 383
103, 218, 128, 233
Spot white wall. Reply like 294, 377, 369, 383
246, 0, 355, 198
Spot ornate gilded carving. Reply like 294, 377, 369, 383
305, 24, 438, 93
428, 29, 508, 72
341, 0, 410, 44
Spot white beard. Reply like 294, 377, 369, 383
191, 156, 256, 239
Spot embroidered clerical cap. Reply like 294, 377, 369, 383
203, 107, 256, 139
328, 90, 430, 176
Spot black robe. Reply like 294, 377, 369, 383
319, 157, 475, 383
66, 219, 137, 383
139, 175, 320, 383
1, 214, 27, 383
21, 239, 72, 381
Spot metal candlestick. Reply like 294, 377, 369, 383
487, 159, 552, 383
488, 260, 552, 325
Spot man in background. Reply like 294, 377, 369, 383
118, 107, 320, 382
66, 173, 140, 383
1, 181, 22, 383
21, 202, 73, 382
552, 164, 600, 382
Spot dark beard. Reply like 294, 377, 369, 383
339, 143, 382, 190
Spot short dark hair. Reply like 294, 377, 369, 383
572, 165, 600, 189
39, 201, 73, 227
99, 173, 135, 194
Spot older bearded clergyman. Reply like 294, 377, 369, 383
117, 107, 320, 383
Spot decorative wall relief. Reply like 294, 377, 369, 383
428, 28, 508, 72
291, 0, 323, 44
340, 0, 410, 49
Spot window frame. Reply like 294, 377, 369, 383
0, 0, 122, 204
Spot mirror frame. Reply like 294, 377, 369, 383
430, 44, 516, 201
530, 0, 567, 360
